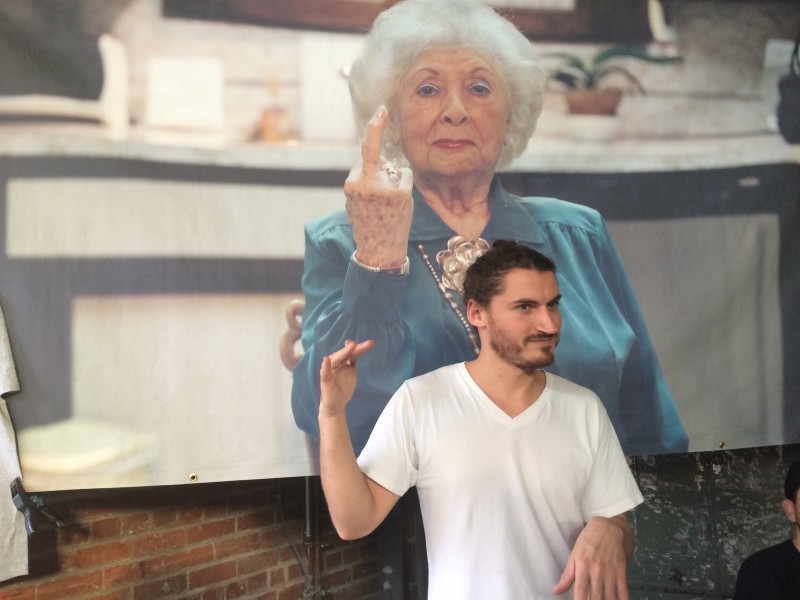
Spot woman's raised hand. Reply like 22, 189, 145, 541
344, 106, 413, 268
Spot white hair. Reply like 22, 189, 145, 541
347, 0, 547, 168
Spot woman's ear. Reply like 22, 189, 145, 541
782, 498, 797, 525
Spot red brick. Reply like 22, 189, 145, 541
85, 588, 130, 600
0, 585, 36, 600
120, 512, 151, 535
225, 580, 248, 598
36, 572, 104, 600
215, 531, 261, 558
277, 582, 306, 600
286, 562, 306, 581
237, 510, 277, 531
133, 574, 188, 600
161, 543, 215, 571
322, 566, 353, 588
186, 518, 236, 544
132, 529, 187, 556
200, 589, 224, 600
12, 480, 381, 600
179, 505, 205, 524
103, 563, 143, 587
69, 540, 130, 568
246, 571, 268, 592
325, 550, 343, 569
201, 502, 228, 520
152, 506, 178, 527
268, 567, 286, 589
90, 516, 122, 539
187, 560, 237, 588
238, 549, 280, 576
59, 524, 91, 545
135, 555, 164, 578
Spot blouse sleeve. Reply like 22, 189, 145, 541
290, 216, 417, 453
591, 214, 688, 454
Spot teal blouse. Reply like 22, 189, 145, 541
291, 179, 688, 456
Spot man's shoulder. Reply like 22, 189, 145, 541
740, 539, 797, 571
405, 363, 462, 388
545, 371, 602, 402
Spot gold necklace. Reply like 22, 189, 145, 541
416, 236, 489, 356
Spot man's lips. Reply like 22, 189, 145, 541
525, 335, 558, 345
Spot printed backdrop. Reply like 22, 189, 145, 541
0, 1, 798, 490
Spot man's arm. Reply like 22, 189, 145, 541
552, 513, 633, 600
318, 339, 400, 540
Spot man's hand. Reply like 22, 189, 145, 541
552, 514, 633, 600
319, 339, 375, 418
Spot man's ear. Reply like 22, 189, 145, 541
466, 299, 486, 328
782, 498, 797, 525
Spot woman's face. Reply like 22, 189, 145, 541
392, 47, 511, 182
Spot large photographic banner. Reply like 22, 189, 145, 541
0, 1, 798, 490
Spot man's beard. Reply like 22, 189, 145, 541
488, 326, 557, 375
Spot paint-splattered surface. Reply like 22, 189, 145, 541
628, 444, 800, 599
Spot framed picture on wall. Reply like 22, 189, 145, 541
162, 0, 651, 43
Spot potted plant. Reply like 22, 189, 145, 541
543, 45, 683, 116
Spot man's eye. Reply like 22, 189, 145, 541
417, 84, 438, 96
547, 301, 561, 311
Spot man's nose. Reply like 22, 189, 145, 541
535, 308, 561, 334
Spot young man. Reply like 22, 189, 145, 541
734, 459, 800, 599
318, 240, 643, 599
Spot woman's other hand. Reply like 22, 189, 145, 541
344, 106, 413, 268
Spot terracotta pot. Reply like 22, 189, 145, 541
565, 88, 623, 116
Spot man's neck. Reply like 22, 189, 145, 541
465, 355, 547, 418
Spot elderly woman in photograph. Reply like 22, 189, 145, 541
291, 0, 687, 457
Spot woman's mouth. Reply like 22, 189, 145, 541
434, 139, 474, 149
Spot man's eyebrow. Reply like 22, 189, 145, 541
512, 294, 561, 305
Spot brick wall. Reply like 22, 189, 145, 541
0, 477, 383, 600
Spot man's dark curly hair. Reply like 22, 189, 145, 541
463, 240, 556, 308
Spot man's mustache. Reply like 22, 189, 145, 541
525, 334, 558, 343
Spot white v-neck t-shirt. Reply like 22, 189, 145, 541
358, 362, 643, 600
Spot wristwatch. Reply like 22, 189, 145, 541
351, 252, 410, 276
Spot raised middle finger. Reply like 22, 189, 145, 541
361, 105, 389, 176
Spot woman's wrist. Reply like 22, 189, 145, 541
351, 251, 410, 276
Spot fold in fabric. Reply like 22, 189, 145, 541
0, 303, 26, 583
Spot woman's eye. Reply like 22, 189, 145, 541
416, 84, 438, 96
469, 82, 491, 95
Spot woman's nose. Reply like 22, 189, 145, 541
441, 92, 468, 125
